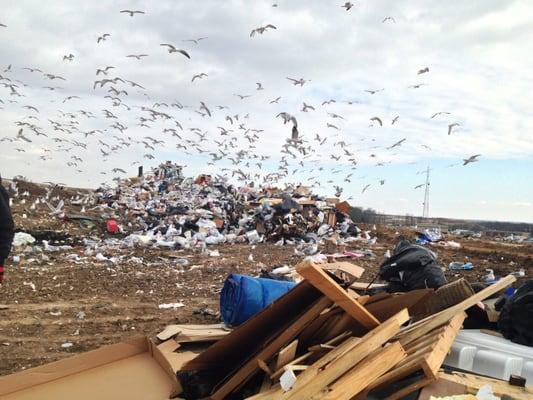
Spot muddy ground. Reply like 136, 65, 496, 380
0, 182, 531, 376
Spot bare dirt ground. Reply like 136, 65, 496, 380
0, 182, 531, 376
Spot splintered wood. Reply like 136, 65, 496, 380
175, 268, 516, 400
364, 313, 466, 400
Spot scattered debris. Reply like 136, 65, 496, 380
158, 302, 185, 309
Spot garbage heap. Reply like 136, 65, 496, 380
92, 164, 361, 249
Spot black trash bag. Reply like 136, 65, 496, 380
379, 238, 447, 292
498, 280, 533, 346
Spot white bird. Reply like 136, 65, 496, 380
160, 44, 190, 58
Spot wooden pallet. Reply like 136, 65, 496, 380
366, 312, 466, 400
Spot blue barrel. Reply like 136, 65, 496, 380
220, 274, 296, 326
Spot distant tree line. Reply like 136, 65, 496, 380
348, 207, 384, 224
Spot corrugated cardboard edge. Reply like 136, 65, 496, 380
0, 336, 181, 398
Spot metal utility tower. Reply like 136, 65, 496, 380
422, 166, 430, 218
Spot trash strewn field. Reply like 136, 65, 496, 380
0, 175, 531, 377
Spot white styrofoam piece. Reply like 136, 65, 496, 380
522, 361, 533, 383
444, 329, 533, 384
280, 369, 297, 392
447, 343, 477, 370
472, 350, 522, 380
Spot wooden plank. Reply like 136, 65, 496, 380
297, 261, 380, 329
257, 358, 273, 375
434, 371, 533, 400
270, 332, 352, 380
402, 327, 446, 351
423, 313, 465, 376
366, 313, 466, 399
320, 342, 406, 400
210, 296, 332, 400
395, 275, 515, 346
365, 289, 434, 322
279, 309, 409, 399
275, 340, 298, 371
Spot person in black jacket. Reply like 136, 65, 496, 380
0, 176, 15, 283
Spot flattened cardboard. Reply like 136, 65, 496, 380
335, 200, 352, 215
0, 336, 180, 400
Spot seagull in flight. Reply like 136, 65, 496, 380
387, 138, 406, 149
417, 67, 429, 75
382, 17, 396, 23
192, 73, 208, 82
126, 54, 148, 60
120, 10, 145, 17
448, 123, 460, 135
160, 44, 190, 58
365, 88, 384, 95
370, 117, 383, 126
341, 2, 354, 11
287, 77, 307, 86
431, 111, 450, 119
97, 33, 110, 43
463, 154, 481, 165
250, 24, 277, 37
182, 37, 208, 44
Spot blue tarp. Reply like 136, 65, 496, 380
220, 274, 296, 326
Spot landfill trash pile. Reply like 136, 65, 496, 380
84, 163, 366, 251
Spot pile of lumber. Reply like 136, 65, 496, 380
164, 261, 516, 399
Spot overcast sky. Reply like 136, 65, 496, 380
1, 1, 532, 222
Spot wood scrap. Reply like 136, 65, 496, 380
270, 331, 352, 380
320, 342, 406, 400
365, 313, 466, 400
275, 340, 298, 371
428, 370, 533, 400
176, 271, 517, 400
297, 260, 380, 329
395, 275, 516, 346
210, 296, 332, 400
364, 288, 434, 322
276, 309, 409, 399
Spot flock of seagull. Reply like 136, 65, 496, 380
0, 4, 481, 200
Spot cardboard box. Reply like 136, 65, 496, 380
0, 336, 181, 400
